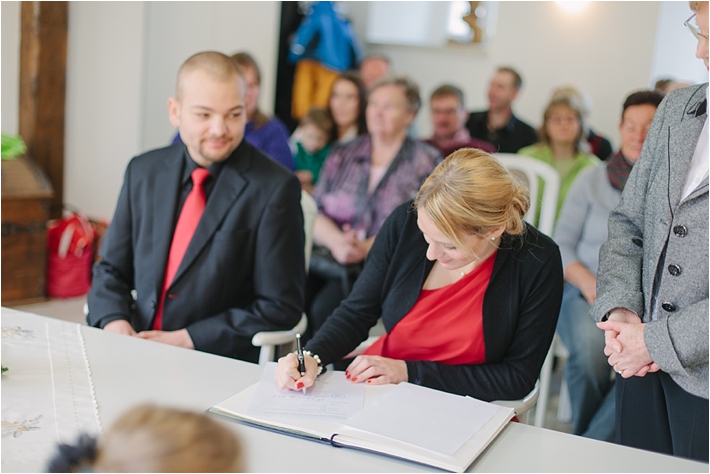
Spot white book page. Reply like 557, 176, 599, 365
246, 363, 366, 422
342, 382, 502, 456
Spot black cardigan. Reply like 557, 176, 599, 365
307, 201, 563, 401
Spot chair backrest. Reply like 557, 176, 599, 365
494, 153, 560, 236
300, 190, 317, 270
491, 380, 540, 425
495, 153, 564, 428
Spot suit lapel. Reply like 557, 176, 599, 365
169, 145, 250, 287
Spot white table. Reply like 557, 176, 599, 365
2, 309, 707, 473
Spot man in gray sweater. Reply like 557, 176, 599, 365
591, 1, 708, 461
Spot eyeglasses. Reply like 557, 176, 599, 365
684, 14, 709, 41
547, 116, 578, 125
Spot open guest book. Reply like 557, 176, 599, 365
208, 364, 515, 472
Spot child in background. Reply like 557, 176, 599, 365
294, 107, 333, 194
48, 404, 244, 472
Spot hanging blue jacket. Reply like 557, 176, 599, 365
289, 1, 363, 72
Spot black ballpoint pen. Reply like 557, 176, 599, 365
296, 333, 306, 394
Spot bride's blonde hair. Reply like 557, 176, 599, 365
414, 149, 529, 256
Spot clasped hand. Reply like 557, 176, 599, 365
275, 353, 408, 391
329, 226, 370, 265
596, 309, 659, 378
103, 320, 194, 349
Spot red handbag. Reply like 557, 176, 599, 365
46, 211, 95, 298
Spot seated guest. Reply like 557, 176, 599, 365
48, 405, 244, 472
293, 107, 334, 194
425, 84, 495, 156
232, 52, 295, 171
290, 72, 367, 151
551, 86, 613, 160
88, 51, 305, 363
465, 66, 538, 153
359, 54, 391, 90
327, 72, 368, 144
518, 95, 599, 224
173, 52, 295, 171
307, 75, 441, 338
554, 90, 664, 442
278, 150, 563, 401
654, 77, 693, 94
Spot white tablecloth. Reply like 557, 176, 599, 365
1, 308, 102, 469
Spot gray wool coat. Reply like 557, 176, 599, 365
591, 83, 708, 399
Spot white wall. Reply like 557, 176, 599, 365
141, 1, 282, 151
64, 2, 147, 220
651, 1, 709, 86
347, 1, 662, 147
1, 1, 707, 220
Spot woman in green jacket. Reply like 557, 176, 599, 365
518, 95, 599, 226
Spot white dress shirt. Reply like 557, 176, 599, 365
680, 89, 709, 201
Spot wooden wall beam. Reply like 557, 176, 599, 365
19, 1, 68, 219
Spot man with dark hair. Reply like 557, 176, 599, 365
425, 84, 495, 157
88, 51, 305, 363
465, 66, 537, 153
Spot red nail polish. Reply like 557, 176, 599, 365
346, 374, 350, 380
351, 377, 357, 382
345, 371, 349, 376
366, 379, 372, 384
295, 382, 303, 389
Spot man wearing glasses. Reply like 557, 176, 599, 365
592, 1, 708, 462
425, 84, 495, 157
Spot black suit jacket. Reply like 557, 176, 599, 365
88, 141, 305, 362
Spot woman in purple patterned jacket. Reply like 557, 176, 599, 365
307, 75, 442, 339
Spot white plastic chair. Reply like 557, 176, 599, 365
252, 190, 317, 365
494, 153, 566, 428
252, 313, 308, 365
491, 381, 540, 424
494, 153, 559, 236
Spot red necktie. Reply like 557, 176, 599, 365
153, 168, 210, 330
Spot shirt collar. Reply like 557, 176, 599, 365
484, 110, 518, 132
180, 146, 225, 186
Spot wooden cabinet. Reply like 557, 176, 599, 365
1, 157, 54, 305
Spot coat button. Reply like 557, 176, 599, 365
668, 264, 682, 276
151, 301, 156, 308
661, 302, 676, 312
673, 225, 687, 237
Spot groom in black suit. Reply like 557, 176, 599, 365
87, 51, 305, 362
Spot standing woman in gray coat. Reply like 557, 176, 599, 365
591, 1, 709, 462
